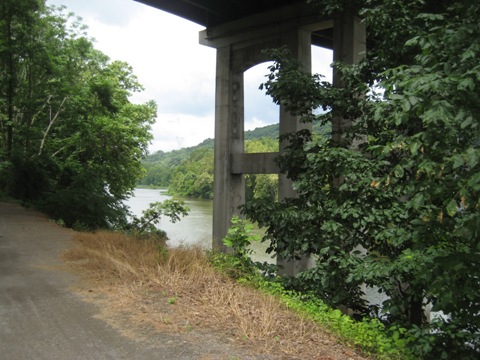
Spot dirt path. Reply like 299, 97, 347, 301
0, 202, 273, 360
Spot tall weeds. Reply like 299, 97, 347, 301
64, 231, 365, 359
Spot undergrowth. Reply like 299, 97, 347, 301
209, 216, 417, 359
63, 209, 413, 359
64, 230, 354, 359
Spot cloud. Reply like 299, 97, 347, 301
46, 0, 333, 153
81, 5, 217, 116
149, 112, 214, 153
48, 0, 142, 27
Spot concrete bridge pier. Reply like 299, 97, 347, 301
200, 3, 365, 275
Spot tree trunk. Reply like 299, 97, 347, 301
6, 13, 14, 156
409, 297, 424, 327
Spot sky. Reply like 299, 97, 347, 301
46, 0, 333, 153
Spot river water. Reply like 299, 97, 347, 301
124, 188, 272, 262
125, 188, 213, 248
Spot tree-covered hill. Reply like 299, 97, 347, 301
139, 123, 281, 189
139, 121, 329, 200
139, 121, 329, 191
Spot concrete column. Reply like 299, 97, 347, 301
277, 28, 312, 275
278, 28, 312, 199
201, 2, 347, 263
332, 11, 366, 145
212, 46, 245, 251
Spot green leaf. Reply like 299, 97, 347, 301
445, 199, 458, 217
393, 166, 404, 178
411, 193, 424, 209
452, 156, 464, 169
460, 116, 473, 129
409, 141, 420, 155
457, 77, 475, 91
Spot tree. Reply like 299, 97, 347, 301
169, 148, 214, 199
0, 0, 46, 156
0, 4, 156, 229
243, 0, 480, 357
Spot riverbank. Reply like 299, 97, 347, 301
64, 229, 369, 359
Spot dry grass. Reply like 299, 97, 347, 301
63, 231, 367, 359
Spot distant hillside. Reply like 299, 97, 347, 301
139, 123, 276, 187
142, 123, 278, 165
191, 124, 281, 148
245, 123, 279, 140
138, 122, 328, 188
144, 122, 327, 163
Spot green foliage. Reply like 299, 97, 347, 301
223, 216, 260, 258
0, 159, 12, 194
138, 147, 193, 187
0, 4, 156, 229
244, 123, 279, 140
210, 216, 277, 280
159, 134, 282, 200
168, 297, 176, 305
41, 170, 129, 230
7, 155, 53, 202
125, 199, 189, 242
268, 286, 415, 359
139, 124, 281, 191
243, 0, 480, 357
139, 122, 329, 202
210, 217, 415, 359
169, 148, 214, 199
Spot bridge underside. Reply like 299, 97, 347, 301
136, 0, 365, 275
136, 0, 334, 48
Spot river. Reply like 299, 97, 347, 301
124, 188, 272, 262
125, 188, 213, 248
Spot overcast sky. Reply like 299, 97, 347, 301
46, 0, 333, 153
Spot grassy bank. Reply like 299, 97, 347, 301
63, 231, 368, 359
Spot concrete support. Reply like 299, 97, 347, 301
201, 2, 326, 253
332, 11, 366, 145
200, 3, 366, 275
277, 28, 312, 276
211, 46, 245, 252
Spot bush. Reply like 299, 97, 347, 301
8, 156, 53, 202
210, 217, 416, 359
40, 171, 128, 230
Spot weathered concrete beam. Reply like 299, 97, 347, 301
199, 2, 330, 50
231, 152, 279, 174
